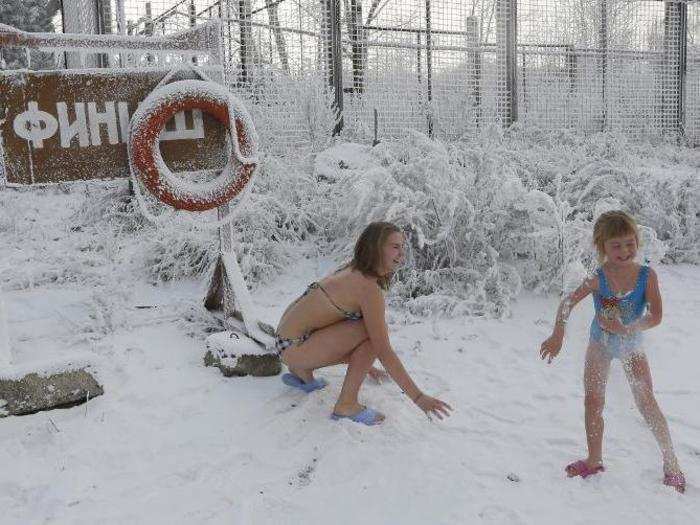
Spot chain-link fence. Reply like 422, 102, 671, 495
4, 0, 699, 147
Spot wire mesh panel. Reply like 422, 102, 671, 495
30, 0, 700, 147
219, 0, 333, 149
518, 0, 693, 140
336, 0, 522, 140
687, 1, 700, 144
517, 1, 604, 132
342, 0, 434, 138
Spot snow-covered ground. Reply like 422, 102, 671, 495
1, 201, 698, 523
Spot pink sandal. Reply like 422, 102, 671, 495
663, 471, 686, 494
565, 460, 605, 479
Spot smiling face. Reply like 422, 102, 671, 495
602, 233, 638, 266
351, 222, 403, 289
593, 211, 639, 264
378, 231, 406, 276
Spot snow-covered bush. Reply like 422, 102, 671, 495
1, 126, 697, 321
309, 127, 698, 317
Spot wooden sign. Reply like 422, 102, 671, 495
0, 68, 227, 185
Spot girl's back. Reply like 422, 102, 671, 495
276, 268, 368, 338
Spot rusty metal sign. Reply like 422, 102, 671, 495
0, 68, 227, 185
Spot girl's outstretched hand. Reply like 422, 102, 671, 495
416, 394, 453, 420
540, 334, 563, 363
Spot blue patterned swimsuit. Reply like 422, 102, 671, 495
590, 265, 649, 359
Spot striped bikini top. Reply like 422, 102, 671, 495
304, 282, 363, 321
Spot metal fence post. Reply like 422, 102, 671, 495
496, 0, 518, 127
145, 2, 154, 35
466, 16, 482, 128
425, 0, 434, 137
115, 0, 126, 35
323, 0, 344, 135
350, 0, 364, 93
96, 0, 112, 67
566, 45, 576, 94
663, 1, 687, 138
189, 0, 197, 27
238, 0, 252, 85
599, 0, 608, 131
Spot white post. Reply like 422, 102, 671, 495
221, 238, 269, 347
61, 0, 101, 68
0, 290, 12, 368
116, 0, 127, 35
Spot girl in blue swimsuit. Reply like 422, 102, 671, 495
539, 211, 685, 493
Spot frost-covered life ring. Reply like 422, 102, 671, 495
128, 80, 258, 212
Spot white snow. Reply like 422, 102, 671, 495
0, 134, 698, 523
0, 257, 698, 523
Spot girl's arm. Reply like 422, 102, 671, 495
540, 276, 596, 363
360, 282, 452, 419
639, 267, 663, 330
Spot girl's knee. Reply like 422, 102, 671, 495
351, 339, 376, 360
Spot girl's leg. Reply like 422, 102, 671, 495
622, 352, 682, 474
281, 320, 380, 417
583, 344, 612, 468
333, 339, 382, 418
280, 319, 368, 383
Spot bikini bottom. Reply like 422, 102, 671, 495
274, 331, 313, 356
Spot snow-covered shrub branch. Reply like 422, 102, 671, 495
1, 126, 696, 322
310, 127, 698, 317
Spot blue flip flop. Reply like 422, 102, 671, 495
281, 372, 328, 393
330, 407, 385, 426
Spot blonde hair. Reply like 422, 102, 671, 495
593, 210, 639, 262
349, 221, 402, 290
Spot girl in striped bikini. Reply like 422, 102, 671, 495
275, 221, 452, 426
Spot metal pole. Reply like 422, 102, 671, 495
145, 2, 154, 35
496, 0, 518, 127
466, 16, 481, 128
566, 45, 576, 94
350, 0, 364, 93
663, 1, 687, 138
678, 2, 687, 138
60, 0, 68, 68
417, 31, 422, 85
190, 0, 197, 27
239, 0, 250, 85
115, 0, 127, 35
426, 0, 433, 137
325, 0, 343, 134
599, 0, 608, 131
188, 0, 198, 64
